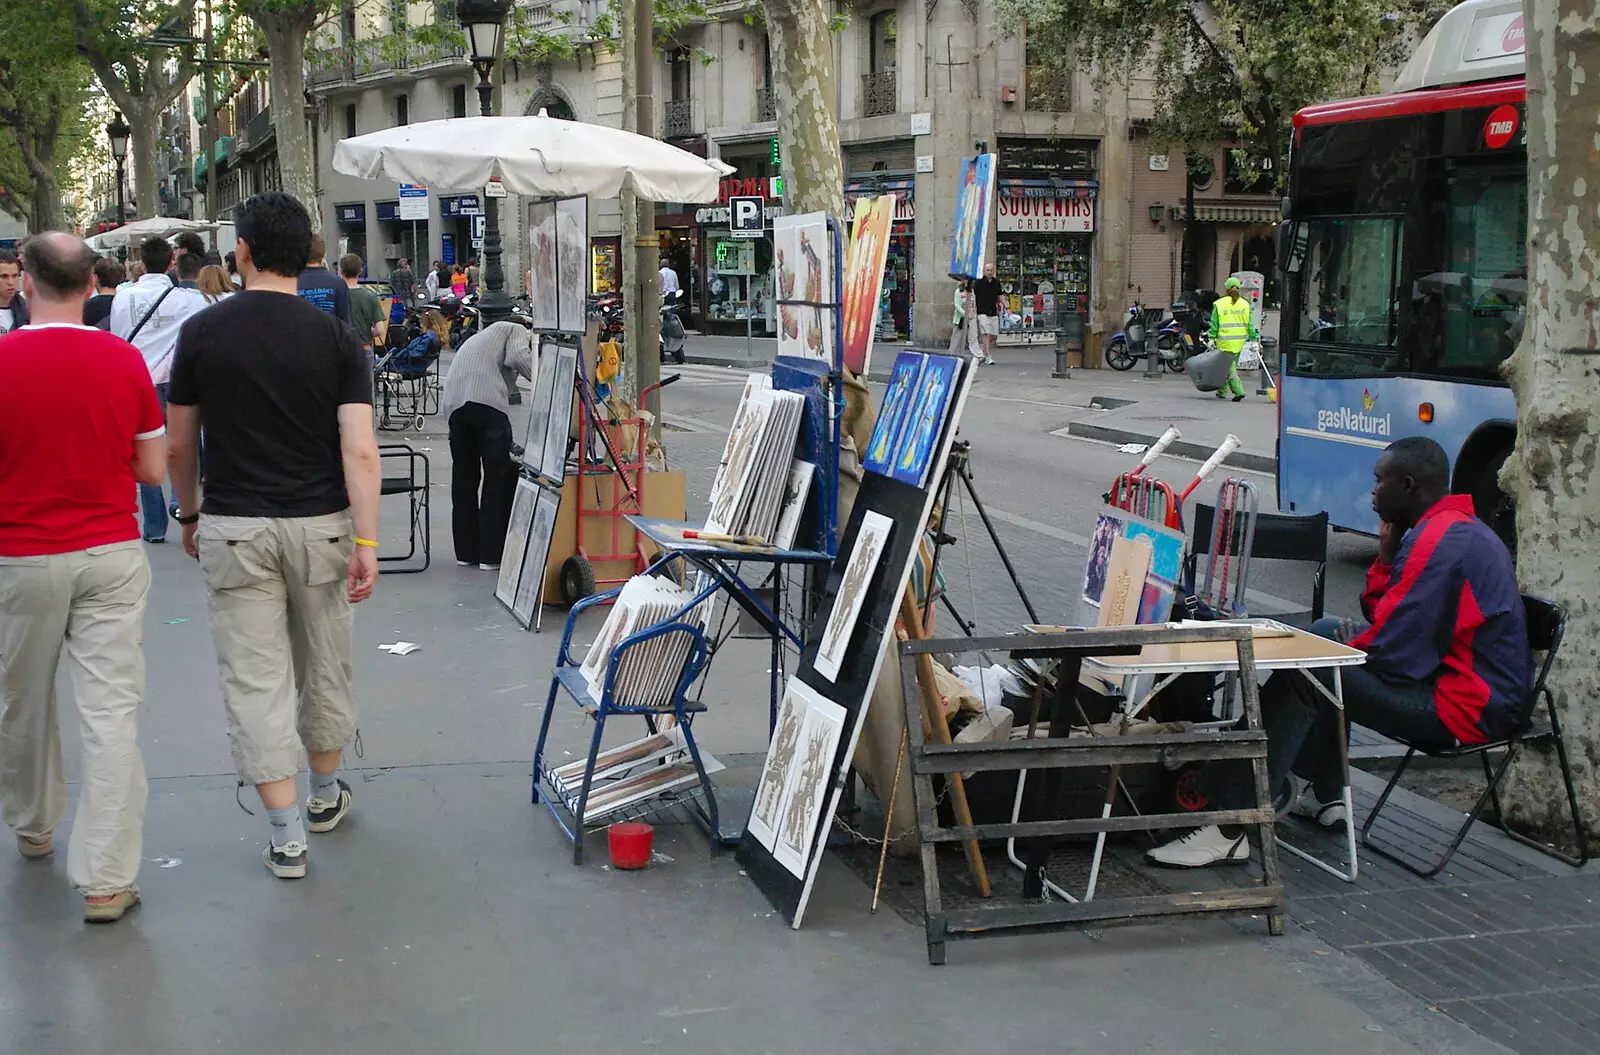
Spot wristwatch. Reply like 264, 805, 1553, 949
170, 505, 200, 525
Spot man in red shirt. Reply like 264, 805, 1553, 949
0, 232, 167, 923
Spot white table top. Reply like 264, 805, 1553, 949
1067, 622, 1368, 678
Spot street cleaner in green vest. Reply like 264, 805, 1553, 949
1209, 276, 1257, 402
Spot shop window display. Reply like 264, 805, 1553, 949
994, 235, 1090, 334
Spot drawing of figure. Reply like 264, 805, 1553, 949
709, 401, 769, 527
754, 695, 804, 829
776, 247, 798, 340
780, 718, 833, 855
818, 528, 883, 666
800, 230, 824, 354
894, 366, 952, 478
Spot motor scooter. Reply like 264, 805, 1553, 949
659, 288, 686, 364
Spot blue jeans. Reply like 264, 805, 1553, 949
139, 382, 169, 540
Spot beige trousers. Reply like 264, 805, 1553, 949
0, 541, 150, 895
196, 514, 357, 786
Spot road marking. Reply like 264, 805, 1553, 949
1284, 425, 1390, 450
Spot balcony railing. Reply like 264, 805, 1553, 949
242, 107, 274, 150
308, 45, 352, 88
307, 29, 467, 89
860, 70, 896, 118
663, 98, 694, 138
755, 86, 776, 123
350, 37, 397, 79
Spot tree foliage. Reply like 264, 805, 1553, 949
995, 0, 1453, 175
0, 3, 95, 231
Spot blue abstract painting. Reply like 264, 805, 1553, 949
948, 154, 996, 279
890, 354, 961, 487
864, 352, 923, 477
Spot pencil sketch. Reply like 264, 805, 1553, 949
748, 687, 805, 847
771, 689, 847, 876
813, 510, 893, 682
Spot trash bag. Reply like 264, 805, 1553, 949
1186, 348, 1233, 393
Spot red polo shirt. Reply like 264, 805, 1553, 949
0, 323, 165, 557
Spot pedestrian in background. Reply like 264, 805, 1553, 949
1209, 276, 1257, 403
341, 253, 386, 352
442, 321, 533, 570
425, 260, 442, 302
296, 232, 351, 323
0, 248, 29, 333
83, 256, 125, 328
971, 262, 1000, 366
109, 236, 209, 543
0, 232, 167, 923
465, 256, 480, 292
950, 279, 980, 361
168, 191, 381, 882
388, 256, 414, 306
450, 263, 468, 299
197, 264, 233, 303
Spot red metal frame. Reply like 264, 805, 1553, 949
1107, 473, 1182, 530
574, 382, 650, 592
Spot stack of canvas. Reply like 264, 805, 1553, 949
706, 375, 808, 543
578, 575, 706, 706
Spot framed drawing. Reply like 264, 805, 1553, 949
522, 342, 558, 472
841, 194, 894, 376
495, 477, 541, 611
813, 510, 893, 682
773, 460, 816, 550
540, 342, 579, 484
748, 678, 847, 879
772, 212, 833, 362
511, 484, 561, 629
555, 197, 588, 334
527, 200, 558, 330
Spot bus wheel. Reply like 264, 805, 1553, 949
1472, 449, 1516, 554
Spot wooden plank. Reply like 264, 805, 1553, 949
923, 807, 1275, 842
897, 623, 1256, 658
909, 737, 1266, 775
942, 887, 1285, 934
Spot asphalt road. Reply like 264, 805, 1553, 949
658, 362, 1381, 621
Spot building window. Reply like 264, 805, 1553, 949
668, 46, 692, 103
390, 0, 407, 32
343, 104, 357, 140
1024, 32, 1071, 111
452, 84, 468, 119
340, 1, 356, 44
862, 11, 897, 117
664, 47, 693, 137
395, 93, 409, 126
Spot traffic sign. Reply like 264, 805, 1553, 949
729, 195, 763, 239
398, 183, 428, 220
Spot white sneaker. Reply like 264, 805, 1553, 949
1291, 783, 1349, 829
479, 563, 500, 571
1146, 825, 1250, 868
456, 560, 473, 567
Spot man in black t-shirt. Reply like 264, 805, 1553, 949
971, 262, 1001, 366
167, 191, 381, 882
295, 231, 351, 322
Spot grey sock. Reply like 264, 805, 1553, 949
309, 770, 341, 803
267, 805, 307, 849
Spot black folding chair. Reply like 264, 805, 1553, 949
1188, 504, 1328, 626
1360, 595, 1588, 876
379, 443, 430, 574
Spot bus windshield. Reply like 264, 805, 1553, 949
1285, 162, 1525, 381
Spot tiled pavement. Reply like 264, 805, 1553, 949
586, 365, 1600, 1054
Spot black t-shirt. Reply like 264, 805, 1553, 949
169, 290, 372, 518
972, 277, 1002, 317
83, 294, 115, 328
297, 267, 351, 322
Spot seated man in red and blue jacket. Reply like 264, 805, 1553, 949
1148, 436, 1533, 868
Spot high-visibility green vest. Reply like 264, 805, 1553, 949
1214, 296, 1252, 355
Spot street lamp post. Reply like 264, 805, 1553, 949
458, 0, 513, 326
107, 111, 131, 233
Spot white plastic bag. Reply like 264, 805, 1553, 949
1237, 340, 1262, 371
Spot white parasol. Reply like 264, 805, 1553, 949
332, 114, 734, 202
86, 216, 219, 251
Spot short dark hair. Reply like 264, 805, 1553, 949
235, 192, 312, 278
140, 236, 173, 275
23, 232, 97, 299
224, 250, 237, 274
173, 231, 207, 258
308, 231, 326, 267
1383, 436, 1450, 491
176, 251, 204, 280
204, 248, 223, 267
93, 256, 126, 288
339, 253, 363, 279
0, 248, 18, 271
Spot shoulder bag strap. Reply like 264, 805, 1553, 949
127, 284, 175, 343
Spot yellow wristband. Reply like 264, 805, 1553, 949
354, 537, 379, 548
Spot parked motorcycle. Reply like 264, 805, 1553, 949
1106, 301, 1187, 372
659, 288, 686, 364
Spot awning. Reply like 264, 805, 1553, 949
1170, 202, 1281, 224
999, 177, 1097, 199
845, 175, 914, 200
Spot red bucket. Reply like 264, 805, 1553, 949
607, 821, 654, 870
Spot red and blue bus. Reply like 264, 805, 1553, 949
1277, 0, 1525, 545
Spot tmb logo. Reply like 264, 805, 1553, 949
1484, 104, 1519, 150
1502, 14, 1525, 54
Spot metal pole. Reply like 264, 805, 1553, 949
633, 0, 660, 437
204, 1, 218, 223
474, 69, 511, 326
114, 159, 126, 229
